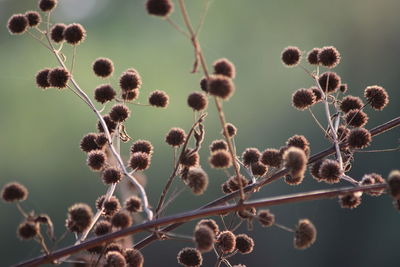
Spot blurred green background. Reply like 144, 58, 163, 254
1, 0, 399, 266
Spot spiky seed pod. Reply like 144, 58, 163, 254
105, 251, 127, 267
146, 0, 174, 17
122, 89, 139, 102
286, 135, 310, 156
49, 23, 66, 43
17, 221, 38, 240
319, 159, 342, 183
105, 243, 124, 254
337, 125, 350, 143
80, 133, 100, 153
207, 75, 235, 100
197, 219, 219, 236
181, 149, 200, 167
310, 160, 324, 181
251, 162, 268, 177
119, 71, 142, 91
294, 219, 317, 249
257, 209, 275, 227
87, 150, 106, 171
109, 104, 130, 122
7, 14, 28, 34
102, 167, 123, 185
235, 234, 254, 254
1, 182, 28, 202
388, 170, 400, 200
48, 67, 70, 88
261, 148, 282, 167
283, 147, 307, 178
35, 68, 51, 89
130, 140, 153, 155
217, 231, 236, 253
194, 226, 215, 252
227, 175, 248, 192
242, 148, 261, 167
339, 83, 348, 93
310, 86, 323, 102
318, 46, 341, 68
292, 88, 316, 110
187, 92, 208, 111
200, 77, 208, 92
98, 115, 117, 133
284, 174, 304, 185
339, 192, 362, 209
165, 128, 186, 146
213, 58, 236, 78
221, 182, 231, 194
25, 11, 41, 27
361, 173, 385, 196
209, 149, 232, 169
64, 23, 86, 45
125, 196, 142, 213
348, 128, 371, 149
95, 133, 108, 148
94, 220, 112, 236
177, 247, 202, 267
318, 71, 341, 93
281, 46, 302, 66
187, 168, 209, 195
340, 96, 364, 113
210, 140, 228, 152
345, 109, 368, 128
124, 248, 144, 267
111, 211, 132, 228
149, 90, 169, 108
237, 207, 256, 219
307, 48, 320, 65
66, 203, 93, 233
39, 0, 57, 11
129, 152, 151, 171
93, 58, 114, 78
223, 122, 237, 137
364, 85, 389, 110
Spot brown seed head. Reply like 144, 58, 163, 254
281, 46, 302, 67
227, 175, 249, 192
286, 135, 310, 156
207, 75, 235, 100
103, 196, 121, 216
149, 90, 169, 108
318, 46, 341, 68
181, 149, 200, 167
209, 149, 232, 169
319, 159, 342, 184
292, 88, 316, 110
17, 221, 38, 240
345, 109, 368, 128
348, 128, 371, 149
94, 84, 116, 104
261, 148, 282, 167
187, 92, 208, 111
364, 85, 389, 110
251, 161, 268, 177
210, 139, 228, 152
223, 122, 237, 137
102, 167, 123, 185
187, 168, 209, 195
124, 248, 144, 267
318, 71, 341, 93
237, 207, 256, 219
109, 104, 130, 122
48, 67, 70, 89
98, 115, 117, 133
7, 14, 28, 34
197, 219, 219, 236
165, 128, 186, 146
50, 23, 66, 43
242, 148, 261, 167
310, 86, 323, 102
361, 173, 385, 196
35, 68, 51, 89
200, 77, 208, 92
146, 0, 174, 17
339, 83, 348, 93
194, 226, 215, 252
2, 182, 28, 202
235, 234, 254, 254
217, 231, 236, 253
39, 0, 58, 12
80, 133, 100, 153
388, 170, 400, 200
294, 219, 317, 249
339, 192, 362, 209
122, 89, 140, 102
120, 71, 142, 91
94, 220, 112, 236
111, 211, 132, 228
283, 147, 307, 177
25, 11, 41, 27
130, 140, 153, 155
87, 150, 106, 171
125, 196, 142, 213
177, 247, 202, 267
257, 209, 275, 227
307, 48, 320, 65
129, 152, 151, 171
213, 58, 236, 78
105, 251, 127, 267
66, 203, 93, 233
310, 160, 323, 182
340, 95, 364, 113
64, 23, 86, 45
93, 58, 114, 78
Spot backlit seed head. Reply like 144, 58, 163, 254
131, 140, 153, 155
345, 109, 368, 128
181, 149, 200, 167
105, 243, 124, 254
339, 192, 362, 209
310, 86, 323, 102
94, 84, 116, 104
102, 167, 123, 185
223, 122, 237, 137
307, 48, 320, 65
310, 160, 323, 182
339, 83, 348, 93
87, 150, 106, 171
39, 0, 57, 12
348, 128, 371, 149
122, 89, 139, 102
210, 139, 228, 152
25, 11, 41, 27
94, 220, 112, 236
97, 115, 117, 133
124, 248, 144, 267
119, 71, 142, 91
2, 182, 28, 202
166, 128, 186, 146
361, 173, 385, 196
217, 231, 236, 253
148, 90, 169, 108
197, 219, 219, 236
200, 77, 208, 92
257, 209, 275, 227
129, 152, 151, 171
36, 68, 51, 89
294, 219, 317, 249
111, 211, 132, 228
125, 196, 142, 213
213, 58, 236, 78
318, 72, 341, 93
95, 133, 108, 148
17, 221, 38, 240
318, 46, 341, 68
283, 147, 307, 177
187, 92, 208, 111
103, 196, 121, 216
194, 226, 215, 252
340, 96, 364, 113
337, 125, 350, 143
105, 251, 126, 267
281, 46, 302, 67
93, 58, 114, 78
286, 135, 310, 156
251, 162, 268, 177
48, 67, 70, 88
187, 168, 209, 195
7, 14, 28, 34
109, 104, 130, 122
227, 175, 249, 192
292, 88, 316, 110
388, 170, 400, 200
242, 148, 261, 167
80, 133, 100, 153
284, 174, 304, 185
364, 85, 389, 110
209, 149, 232, 169
261, 148, 282, 167
146, 0, 174, 17
237, 207, 256, 219
64, 23, 86, 45
235, 234, 254, 254
50, 23, 66, 43
319, 159, 342, 184
177, 247, 202, 267
66, 203, 93, 233
207, 75, 235, 100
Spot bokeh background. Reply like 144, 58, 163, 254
1, 0, 399, 266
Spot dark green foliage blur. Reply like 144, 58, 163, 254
0, 0, 399, 266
